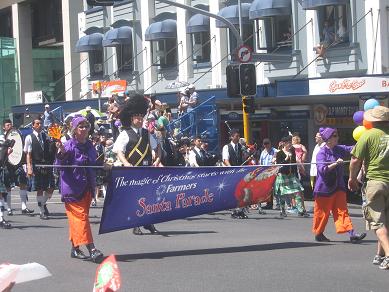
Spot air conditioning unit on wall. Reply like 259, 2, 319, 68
94, 63, 103, 72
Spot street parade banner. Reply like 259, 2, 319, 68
99, 165, 280, 234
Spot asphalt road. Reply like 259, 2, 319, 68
2, 191, 388, 292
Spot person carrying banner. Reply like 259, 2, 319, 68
313, 127, 366, 243
24, 117, 56, 220
2, 119, 34, 216
222, 129, 247, 219
55, 116, 104, 263
113, 93, 160, 235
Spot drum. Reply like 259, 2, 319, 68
5, 129, 24, 167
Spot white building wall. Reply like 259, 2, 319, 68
62, 0, 83, 101
12, 2, 33, 104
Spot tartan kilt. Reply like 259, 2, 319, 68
274, 173, 304, 196
0, 168, 7, 193
28, 167, 55, 192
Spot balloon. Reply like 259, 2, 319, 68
363, 119, 373, 129
353, 126, 367, 141
364, 98, 380, 111
352, 111, 364, 125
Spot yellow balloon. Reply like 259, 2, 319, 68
353, 126, 367, 141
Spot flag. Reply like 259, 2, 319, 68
93, 255, 121, 292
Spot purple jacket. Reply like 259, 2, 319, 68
313, 144, 353, 197
55, 138, 97, 202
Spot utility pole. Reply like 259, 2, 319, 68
237, 0, 250, 143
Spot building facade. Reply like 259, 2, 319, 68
0, 0, 83, 121
74, 0, 389, 149
4, 0, 389, 151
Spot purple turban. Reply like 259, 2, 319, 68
71, 115, 87, 129
319, 127, 337, 142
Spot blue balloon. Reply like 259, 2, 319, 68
353, 111, 364, 125
364, 98, 380, 111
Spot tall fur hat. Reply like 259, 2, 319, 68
119, 93, 149, 127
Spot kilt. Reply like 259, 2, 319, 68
28, 166, 55, 191
0, 168, 7, 193
4, 166, 28, 189
274, 173, 304, 196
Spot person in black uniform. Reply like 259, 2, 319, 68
188, 136, 206, 167
222, 129, 247, 218
113, 94, 160, 235
24, 117, 56, 220
2, 119, 34, 215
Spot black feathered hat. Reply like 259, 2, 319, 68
119, 93, 149, 128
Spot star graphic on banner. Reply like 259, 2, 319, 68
217, 181, 227, 191
217, 180, 229, 200
186, 171, 193, 176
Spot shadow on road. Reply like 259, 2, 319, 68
153, 230, 217, 237
185, 217, 225, 221
116, 241, 330, 262
11, 225, 63, 230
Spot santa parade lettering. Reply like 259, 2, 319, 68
136, 189, 214, 218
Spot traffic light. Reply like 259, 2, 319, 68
242, 97, 255, 114
226, 65, 240, 97
239, 63, 257, 96
87, 0, 122, 6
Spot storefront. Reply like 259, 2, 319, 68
309, 75, 389, 146
220, 108, 310, 147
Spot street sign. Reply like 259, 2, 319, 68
237, 45, 253, 63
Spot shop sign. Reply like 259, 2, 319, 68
275, 111, 310, 119
313, 104, 357, 126
309, 76, 389, 95
24, 91, 43, 104
327, 105, 359, 117
92, 80, 127, 98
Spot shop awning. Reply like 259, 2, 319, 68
145, 19, 177, 41
75, 33, 103, 52
102, 26, 132, 47
216, 3, 251, 28
187, 14, 210, 34
249, 0, 292, 20
302, 0, 349, 10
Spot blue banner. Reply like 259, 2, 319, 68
99, 166, 280, 234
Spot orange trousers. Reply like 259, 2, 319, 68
65, 191, 93, 247
312, 190, 354, 235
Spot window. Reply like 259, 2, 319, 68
31, 0, 63, 47
317, 5, 350, 46
0, 8, 12, 37
116, 45, 133, 72
257, 15, 292, 53
89, 50, 104, 78
151, 39, 177, 68
191, 32, 210, 63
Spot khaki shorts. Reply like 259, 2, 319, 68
363, 180, 389, 230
